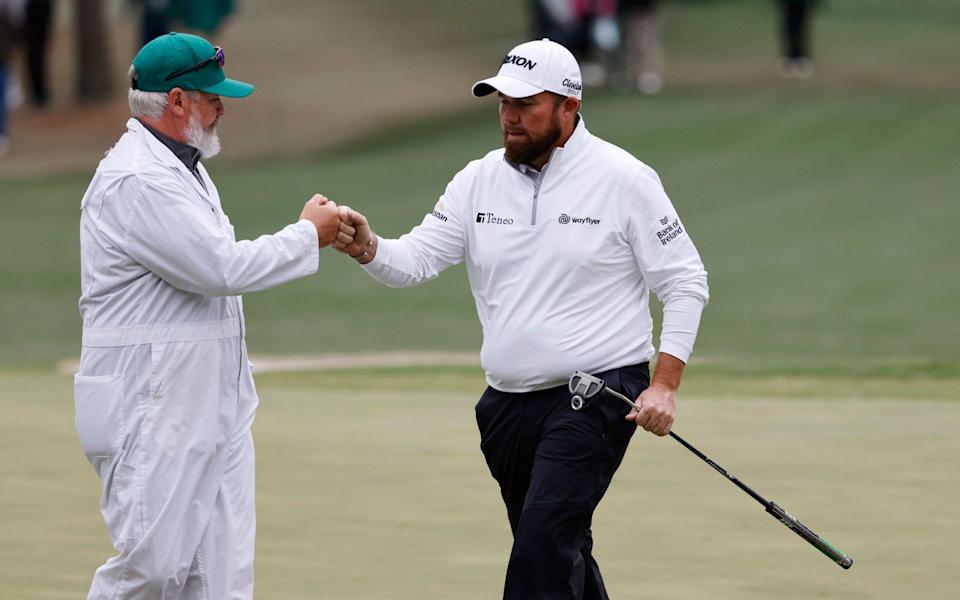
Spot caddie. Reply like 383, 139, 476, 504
333, 39, 709, 599
75, 32, 342, 598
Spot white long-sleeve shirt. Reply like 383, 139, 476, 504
363, 118, 709, 392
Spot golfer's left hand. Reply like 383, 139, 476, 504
626, 383, 675, 436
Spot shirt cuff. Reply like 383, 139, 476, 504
295, 219, 320, 274
658, 294, 706, 363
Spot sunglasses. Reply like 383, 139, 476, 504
164, 46, 225, 81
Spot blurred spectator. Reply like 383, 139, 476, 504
1, 0, 26, 155
22, 0, 51, 107
134, 0, 236, 45
531, 0, 584, 55
531, 0, 619, 87
139, 0, 170, 45
619, 0, 662, 94
777, 0, 816, 78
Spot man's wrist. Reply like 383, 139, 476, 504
351, 234, 377, 264
651, 352, 686, 392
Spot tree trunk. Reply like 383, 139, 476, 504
75, 0, 113, 101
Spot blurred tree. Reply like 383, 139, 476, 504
75, 0, 112, 101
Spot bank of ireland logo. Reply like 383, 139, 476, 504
558, 213, 571, 224
656, 218, 684, 246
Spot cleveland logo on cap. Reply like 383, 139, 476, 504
502, 54, 537, 70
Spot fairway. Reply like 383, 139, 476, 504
2, 0, 958, 597
1, 368, 958, 599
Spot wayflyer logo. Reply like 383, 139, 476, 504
558, 213, 600, 225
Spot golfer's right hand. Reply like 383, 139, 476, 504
333, 206, 374, 261
301, 194, 340, 248
627, 383, 676, 436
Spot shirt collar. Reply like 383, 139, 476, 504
137, 118, 202, 173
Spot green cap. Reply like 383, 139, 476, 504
131, 32, 253, 98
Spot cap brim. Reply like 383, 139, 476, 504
471, 75, 544, 99
201, 77, 254, 98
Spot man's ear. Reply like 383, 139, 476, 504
168, 88, 188, 118
562, 97, 581, 119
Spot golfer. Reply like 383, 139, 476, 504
334, 38, 709, 599
75, 33, 342, 598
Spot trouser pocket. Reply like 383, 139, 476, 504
74, 373, 124, 458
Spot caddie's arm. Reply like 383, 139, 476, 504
120, 174, 322, 295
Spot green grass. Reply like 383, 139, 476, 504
666, 0, 960, 68
2, 84, 957, 372
0, 0, 957, 373
2, 2, 958, 598
2, 368, 958, 598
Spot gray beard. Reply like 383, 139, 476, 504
185, 107, 221, 159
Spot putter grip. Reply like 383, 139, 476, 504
766, 502, 853, 569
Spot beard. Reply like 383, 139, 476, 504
503, 114, 562, 166
185, 106, 222, 159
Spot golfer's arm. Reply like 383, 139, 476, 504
658, 292, 706, 364
627, 164, 709, 363
360, 213, 465, 288
651, 352, 686, 391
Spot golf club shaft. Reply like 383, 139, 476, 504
604, 387, 783, 503
600, 386, 853, 568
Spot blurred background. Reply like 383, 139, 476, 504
1, 1, 958, 598
0, 0, 956, 370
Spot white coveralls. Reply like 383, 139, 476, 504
75, 119, 319, 599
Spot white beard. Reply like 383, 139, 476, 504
185, 106, 221, 159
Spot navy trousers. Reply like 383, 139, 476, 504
475, 363, 650, 600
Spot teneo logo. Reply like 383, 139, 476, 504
562, 78, 582, 93
656, 218, 684, 245
502, 54, 537, 70
430, 210, 448, 222
558, 213, 600, 225
476, 212, 514, 225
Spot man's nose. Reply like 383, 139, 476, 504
500, 105, 519, 124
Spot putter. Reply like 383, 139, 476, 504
568, 371, 854, 569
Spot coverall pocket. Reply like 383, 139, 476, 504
74, 374, 124, 458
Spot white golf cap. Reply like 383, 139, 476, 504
472, 38, 582, 100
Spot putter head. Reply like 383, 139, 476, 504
568, 371, 606, 411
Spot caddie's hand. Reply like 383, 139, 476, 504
300, 194, 340, 248
333, 206, 376, 263
626, 383, 675, 436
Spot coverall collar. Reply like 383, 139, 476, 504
136, 118, 202, 174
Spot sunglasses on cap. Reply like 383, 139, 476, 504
164, 46, 225, 81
